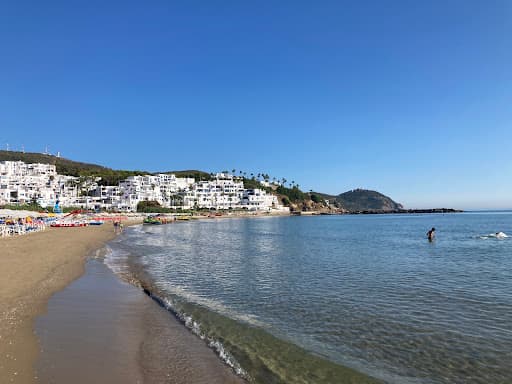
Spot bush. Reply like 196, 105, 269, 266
0, 203, 43, 212
136, 200, 190, 213
276, 185, 306, 203
310, 194, 321, 203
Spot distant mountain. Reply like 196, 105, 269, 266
313, 189, 403, 212
334, 189, 403, 212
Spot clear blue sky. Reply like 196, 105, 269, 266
1, 1, 511, 209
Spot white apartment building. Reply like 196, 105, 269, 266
118, 174, 195, 211
91, 185, 122, 210
184, 173, 245, 210
0, 161, 79, 207
242, 188, 279, 211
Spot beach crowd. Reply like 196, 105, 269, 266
0, 215, 48, 238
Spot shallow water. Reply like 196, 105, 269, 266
107, 212, 512, 383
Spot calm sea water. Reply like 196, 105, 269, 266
106, 213, 512, 384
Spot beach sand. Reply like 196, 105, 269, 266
1, 223, 245, 383
0, 225, 117, 383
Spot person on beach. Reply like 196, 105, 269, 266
427, 227, 436, 241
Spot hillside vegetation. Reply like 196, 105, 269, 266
335, 189, 403, 212
312, 189, 403, 212
0, 151, 147, 185
163, 170, 213, 181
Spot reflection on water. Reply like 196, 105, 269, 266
107, 213, 512, 384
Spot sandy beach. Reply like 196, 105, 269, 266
0, 225, 117, 383
0, 221, 246, 384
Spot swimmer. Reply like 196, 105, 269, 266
427, 227, 436, 241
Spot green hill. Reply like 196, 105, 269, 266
334, 189, 403, 212
0, 150, 149, 185
0, 150, 108, 175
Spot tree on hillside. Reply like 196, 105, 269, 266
310, 194, 321, 203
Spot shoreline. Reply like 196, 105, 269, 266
35, 257, 245, 383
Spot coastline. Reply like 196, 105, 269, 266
0, 224, 121, 383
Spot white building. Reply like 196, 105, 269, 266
242, 188, 279, 211
0, 161, 79, 207
118, 174, 195, 211
184, 173, 245, 210
91, 185, 122, 210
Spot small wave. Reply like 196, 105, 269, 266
90, 245, 110, 259
130, 224, 147, 233
142, 292, 250, 380
104, 244, 132, 275
157, 283, 266, 328
479, 232, 509, 239
102, 247, 252, 380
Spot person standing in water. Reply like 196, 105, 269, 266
427, 227, 436, 241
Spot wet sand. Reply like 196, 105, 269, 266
0, 225, 117, 383
35, 259, 245, 383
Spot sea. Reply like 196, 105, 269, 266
105, 212, 512, 384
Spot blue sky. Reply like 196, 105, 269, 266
1, 1, 511, 209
